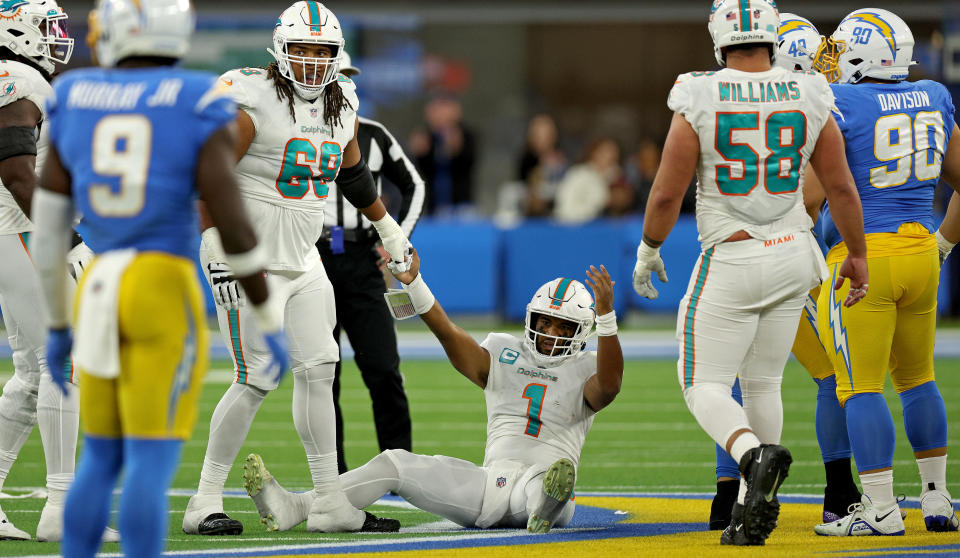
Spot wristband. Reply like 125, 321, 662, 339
372, 213, 403, 241
201, 227, 227, 262
250, 293, 283, 334
936, 230, 956, 253
594, 311, 618, 337
402, 273, 436, 314
636, 240, 660, 260
224, 242, 267, 277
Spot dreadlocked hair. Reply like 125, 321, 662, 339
263, 61, 352, 128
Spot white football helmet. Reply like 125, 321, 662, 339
777, 13, 821, 71
268, 1, 344, 101
0, 0, 73, 76
524, 278, 595, 367
340, 49, 359, 76
88, 0, 194, 68
813, 8, 915, 84
708, 0, 780, 67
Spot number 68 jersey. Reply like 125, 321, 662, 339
217, 68, 359, 271
669, 67, 835, 249
479, 333, 597, 470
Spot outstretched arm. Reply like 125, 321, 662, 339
582, 265, 623, 412
391, 250, 490, 388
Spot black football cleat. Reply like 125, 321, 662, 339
197, 513, 243, 536
739, 444, 791, 543
720, 503, 764, 546
359, 511, 400, 532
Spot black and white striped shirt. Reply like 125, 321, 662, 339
323, 116, 426, 238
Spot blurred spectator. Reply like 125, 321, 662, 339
554, 137, 622, 223
517, 114, 567, 216
625, 137, 661, 211
410, 94, 476, 214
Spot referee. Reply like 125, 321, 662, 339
318, 53, 426, 473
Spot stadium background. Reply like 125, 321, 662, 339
1, 1, 960, 556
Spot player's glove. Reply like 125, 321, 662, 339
937, 230, 956, 266
632, 241, 668, 299
45, 328, 72, 396
385, 239, 414, 274
263, 330, 290, 384
207, 262, 244, 309
67, 241, 94, 282
371, 214, 413, 273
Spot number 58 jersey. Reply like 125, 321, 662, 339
669, 67, 835, 249
47, 67, 236, 258
479, 333, 597, 470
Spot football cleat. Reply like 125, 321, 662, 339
823, 485, 863, 523
709, 478, 740, 530
243, 453, 310, 531
814, 495, 905, 536
920, 488, 959, 532
36, 503, 121, 542
182, 494, 243, 536
527, 458, 576, 534
739, 444, 792, 542
307, 491, 399, 533
720, 503, 764, 546
360, 511, 401, 532
0, 509, 29, 541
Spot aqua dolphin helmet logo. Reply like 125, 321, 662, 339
0, 0, 27, 16
844, 11, 897, 57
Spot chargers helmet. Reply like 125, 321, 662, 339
777, 13, 821, 71
708, 0, 780, 67
268, 1, 344, 101
0, 0, 73, 76
813, 8, 915, 84
87, 0, 194, 68
524, 278, 595, 367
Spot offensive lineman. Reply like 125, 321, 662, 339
0, 0, 113, 542
632, 0, 868, 546
242, 253, 623, 534
183, 1, 409, 535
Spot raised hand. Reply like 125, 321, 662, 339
585, 265, 615, 315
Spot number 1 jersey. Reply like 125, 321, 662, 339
668, 67, 835, 249
479, 333, 597, 470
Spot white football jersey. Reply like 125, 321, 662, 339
480, 333, 596, 470
219, 68, 359, 271
669, 67, 834, 249
0, 60, 51, 235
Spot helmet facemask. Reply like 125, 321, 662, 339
0, 1, 74, 75
523, 277, 595, 367
269, 40, 341, 100
812, 36, 846, 83
269, 2, 345, 101
525, 311, 588, 363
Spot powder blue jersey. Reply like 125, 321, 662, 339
47, 67, 235, 259
820, 80, 955, 249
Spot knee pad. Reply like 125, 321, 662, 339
0, 375, 39, 426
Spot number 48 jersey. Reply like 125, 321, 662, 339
820, 81, 955, 250
668, 67, 835, 249
479, 333, 597, 470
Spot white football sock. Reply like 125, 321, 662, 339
38, 374, 78, 507
737, 476, 748, 505
860, 470, 896, 510
739, 375, 783, 445
917, 455, 947, 494
197, 383, 266, 496
292, 363, 341, 495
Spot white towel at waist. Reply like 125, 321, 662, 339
73, 249, 137, 379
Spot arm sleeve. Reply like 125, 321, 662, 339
376, 123, 426, 237
336, 157, 378, 209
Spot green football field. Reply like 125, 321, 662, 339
0, 356, 959, 556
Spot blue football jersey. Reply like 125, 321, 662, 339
47, 67, 235, 259
820, 80, 956, 249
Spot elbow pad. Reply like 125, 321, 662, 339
335, 158, 378, 209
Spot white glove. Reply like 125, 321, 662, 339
632, 241, 668, 299
937, 229, 956, 266
67, 241, 95, 282
207, 261, 244, 309
372, 213, 412, 273
385, 239, 414, 274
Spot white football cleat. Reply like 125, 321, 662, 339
243, 453, 310, 531
921, 489, 959, 532
36, 503, 122, 542
0, 509, 29, 541
306, 491, 365, 532
814, 495, 905, 536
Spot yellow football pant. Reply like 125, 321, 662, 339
792, 284, 835, 381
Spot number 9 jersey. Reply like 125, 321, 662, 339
217, 68, 359, 272
819, 80, 956, 250
668, 67, 835, 249
46, 67, 236, 258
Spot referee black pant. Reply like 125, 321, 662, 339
319, 239, 412, 474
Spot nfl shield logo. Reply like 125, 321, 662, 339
496, 477, 506, 488
311, 108, 319, 118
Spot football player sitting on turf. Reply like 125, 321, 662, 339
241, 251, 624, 533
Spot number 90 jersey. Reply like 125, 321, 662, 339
668, 67, 835, 249
479, 333, 596, 470
820, 81, 956, 251
218, 68, 359, 271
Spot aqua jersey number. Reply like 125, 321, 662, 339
274, 139, 342, 199
715, 110, 806, 195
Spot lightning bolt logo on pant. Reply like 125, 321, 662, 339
828, 265, 853, 381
